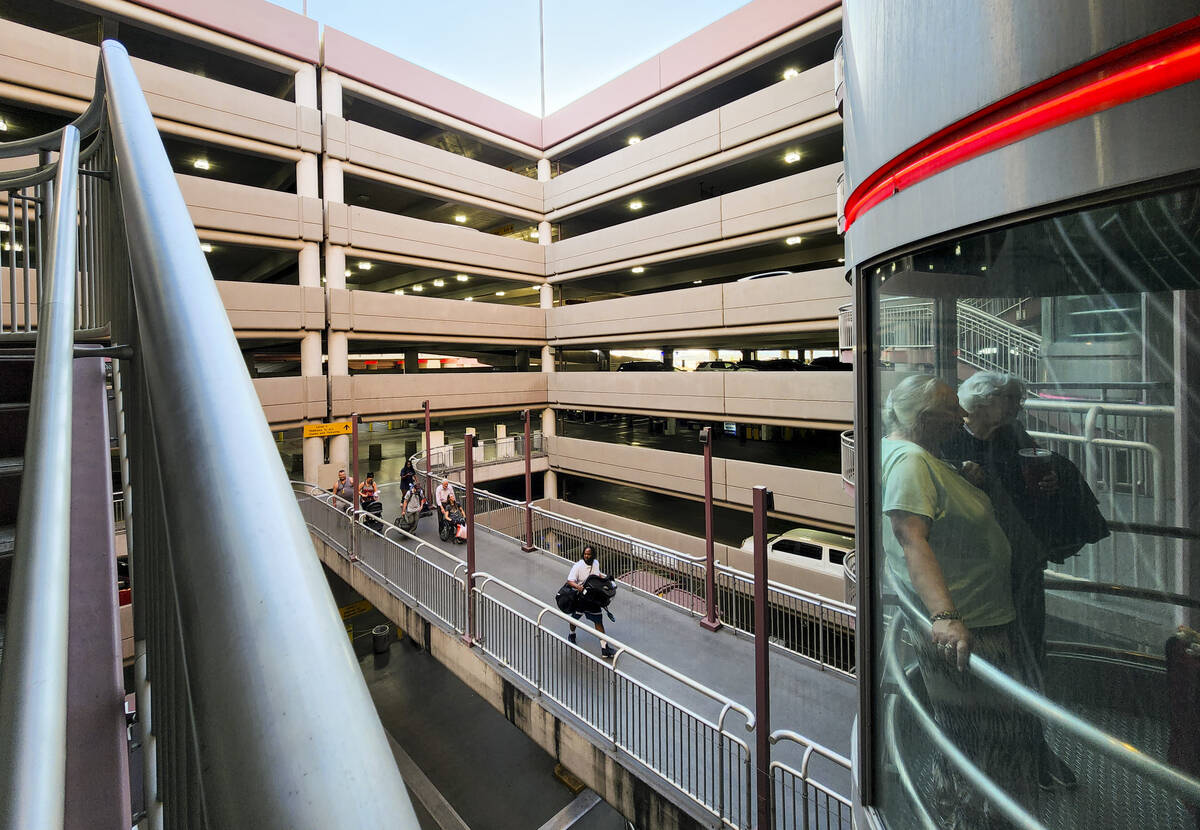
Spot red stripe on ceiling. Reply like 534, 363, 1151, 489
842, 16, 1200, 231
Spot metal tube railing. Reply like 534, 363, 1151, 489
768, 730, 852, 830
96, 40, 419, 829
0, 126, 79, 830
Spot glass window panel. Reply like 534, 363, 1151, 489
867, 182, 1200, 830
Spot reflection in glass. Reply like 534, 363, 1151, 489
868, 184, 1200, 829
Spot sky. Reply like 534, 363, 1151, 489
267, 0, 750, 115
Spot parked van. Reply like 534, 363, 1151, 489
739, 527, 855, 604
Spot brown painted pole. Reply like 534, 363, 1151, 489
522, 409, 535, 551
753, 485, 772, 830
351, 412, 361, 513
423, 399, 433, 497
700, 426, 721, 631
464, 432, 477, 644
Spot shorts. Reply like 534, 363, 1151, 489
572, 610, 602, 625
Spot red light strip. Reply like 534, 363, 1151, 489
842, 17, 1200, 230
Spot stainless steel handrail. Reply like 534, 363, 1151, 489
0, 41, 419, 829
0, 126, 79, 830
888, 582, 1200, 815
100, 40, 417, 828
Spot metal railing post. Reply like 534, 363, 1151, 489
522, 408, 535, 552
752, 485, 773, 830
700, 426, 721, 631
464, 433, 477, 644
423, 399, 433, 497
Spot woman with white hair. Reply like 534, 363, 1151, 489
881, 374, 1038, 828
943, 371, 1094, 792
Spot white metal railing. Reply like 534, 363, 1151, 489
293, 484, 770, 830
839, 430, 854, 489
878, 298, 1043, 382
769, 731, 852, 830
841, 551, 856, 608
416, 433, 545, 477
402, 457, 858, 676
837, 303, 853, 356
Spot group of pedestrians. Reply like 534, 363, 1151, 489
880, 371, 1107, 828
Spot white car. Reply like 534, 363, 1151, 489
740, 527, 855, 605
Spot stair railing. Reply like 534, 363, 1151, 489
0, 41, 418, 830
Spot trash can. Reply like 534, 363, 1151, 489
371, 623, 390, 654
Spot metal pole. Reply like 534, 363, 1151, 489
351, 412, 360, 513
753, 485, 772, 830
464, 433, 477, 644
423, 399, 433, 497
522, 409, 535, 551
700, 427, 721, 631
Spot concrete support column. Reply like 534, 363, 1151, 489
321, 69, 343, 118
541, 406, 556, 497
536, 158, 551, 182
538, 219, 551, 246
299, 242, 323, 482
662, 346, 674, 368
326, 244, 349, 469
296, 154, 319, 199
323, 158, 344, 205
404, 348, 420, 374
539, 284, 555, 373
294, 64, 318, 109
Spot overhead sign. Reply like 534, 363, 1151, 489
303, 420, 353, 438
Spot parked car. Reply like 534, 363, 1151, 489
736, 358, 811, 371
616, 360, 671, 372
807, 356, 852, 371
695, 360, 741, 371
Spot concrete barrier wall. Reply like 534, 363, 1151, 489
216, 281, 324, 335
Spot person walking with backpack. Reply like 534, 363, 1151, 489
565, 546, 616, 658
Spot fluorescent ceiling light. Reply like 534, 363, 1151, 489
782, 67, 800, 80
456, 274, 469, 282
464, 296, 474, 302
454, 214, 467, 223
785, 236, 803, 246
200, 243, 213, 253
495, 291, 505, 296
627, 136, 641, 145
344, 269, 351, 277
631, 266, 645, 274
530, 230, 540, 239
0, 119, 8, 132
432, 279, 445, 287
394, 289, 404, 295
693, 280, 702, 284
358, 261, 372, 270
628, 199, 644, 211
193, 158, 210, 170
784, 151, 801, 164
412, 284, 423, 292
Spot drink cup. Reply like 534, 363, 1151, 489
1019, 448, 1053, 493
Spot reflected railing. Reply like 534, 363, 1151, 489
408, 449, 858, 677
882, 578, 1200, 830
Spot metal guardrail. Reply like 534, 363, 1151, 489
293, 484, 766, 830
884, 582, 1200, 830
839, 429, 854, 489
0, 41, 417, 830
769, 731, 852, 830
421, 433, 545, 476
0, 126, 79, 829
410, 449, 858, 675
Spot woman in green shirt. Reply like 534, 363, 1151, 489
881, 374, 1037, 828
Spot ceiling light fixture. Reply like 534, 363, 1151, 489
412, 284, 424, 292
193, 158, 210, 170
464, 296, 474, 302
495, 291, 506, 296
0, 222, 9, 232
785, 236, 803, 246
631, 266, 645, 274
782, 67, 800, 80
200, 243, 213, 253
628, 199, 644, 211
456, 274, 469, 282
433, 278, 445, 287
627, 136, 641, 145
530, 229, 540, 239
358, 261, 372, 270
693, 280, 703, 285
344, 269, 351, 277
784, 151, 801, 164
394, 289, 404, 295
837, 257, 845, 263
0, 119, 8, 132
454, 214, 467, 223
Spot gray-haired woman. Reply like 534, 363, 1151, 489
881, 374, 1038, 828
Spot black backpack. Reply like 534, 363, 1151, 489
555, 583, 577, 614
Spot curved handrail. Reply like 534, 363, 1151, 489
889, 582, 1200, 808
1043, 572, 1200, 611
0, 126, 79, 829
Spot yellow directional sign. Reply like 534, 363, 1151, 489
338, 599, 373, 620
303, 420, 353, 438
